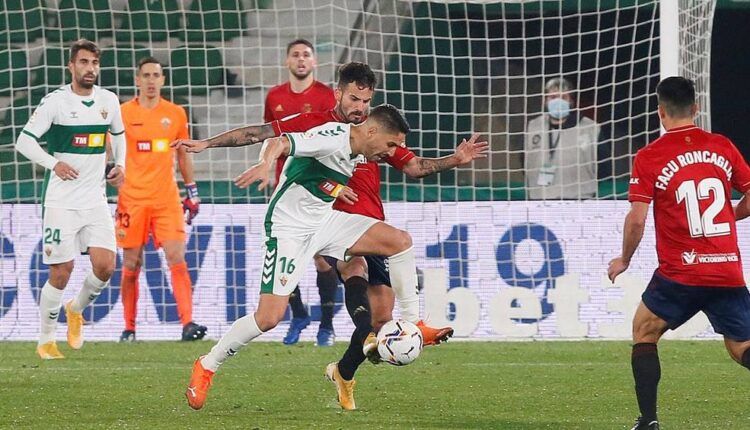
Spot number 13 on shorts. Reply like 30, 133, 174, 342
260, 237, 308, 295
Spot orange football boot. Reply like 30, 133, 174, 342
417, 320, 454, 346
185, 356, 215, 410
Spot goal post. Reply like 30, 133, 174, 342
0, 0, 720, 340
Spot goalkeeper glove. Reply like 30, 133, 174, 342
183, 182, 200, 225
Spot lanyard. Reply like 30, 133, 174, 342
547, 126, 561, 162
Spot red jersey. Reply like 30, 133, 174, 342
272, 110, 416, 221
629, 125, 750, 287
263, 81, 336, 180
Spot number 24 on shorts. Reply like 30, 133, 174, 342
44, 228, 60, 245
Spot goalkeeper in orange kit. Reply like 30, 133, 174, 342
116, 57, 206, 341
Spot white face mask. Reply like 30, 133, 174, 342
547, 98, 570, 120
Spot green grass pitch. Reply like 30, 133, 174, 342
1, 341, 748, 429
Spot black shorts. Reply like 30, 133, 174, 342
642, 272, 750, 341
324, 255, 391, 287
365, 255, 391, 287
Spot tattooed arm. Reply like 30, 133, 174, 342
171, 124, 276, 153
401, 133, 489, 179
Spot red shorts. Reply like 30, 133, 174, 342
115, 196, 185, 248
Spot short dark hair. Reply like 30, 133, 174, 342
369, 104, 410, 134
656, 76, 696, 118
337, 62, 377, 90
69, 39, 100, 63
286, 39, 314, 55
137, 56, 162, 71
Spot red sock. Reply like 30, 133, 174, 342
121, 268, 140, 332
170, 262, 193, 326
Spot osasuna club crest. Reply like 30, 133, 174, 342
100, 108, 108, 119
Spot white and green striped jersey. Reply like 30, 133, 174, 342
21, 85, 125, 209
266, 122, 365, 238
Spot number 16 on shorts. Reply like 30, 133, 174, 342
260, 237, 306, 296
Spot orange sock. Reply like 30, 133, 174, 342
121, 268, 140, 332
170, 262, 193, 326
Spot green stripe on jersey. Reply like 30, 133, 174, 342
22, 129, 40, 141
287, 134, 296, 156
41, 168, 50, 212
260, 238, 277, 294
264, 180, 293, 238
263, 156, 351, 237
45, 124, 110, 154
285, 157, 350, 200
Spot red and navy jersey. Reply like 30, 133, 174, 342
335, 148, 414, 220
263, 81, 336, 179
629, 125, 750, 287
273, 109, 416, 221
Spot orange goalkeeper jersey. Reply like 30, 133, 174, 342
119, 98, 189, 203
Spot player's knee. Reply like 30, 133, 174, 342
385, 229, 412, 255
163, 248, 185, 266
92, 257, 116, 281
371, 312, 391, 333
48, 261, 74, 287
122, 250, 143, 271
338, 257, 366, 281
313, 255, 331, 272
632, 320, 662, 343
122, 258, 142, 272
255, 313, 281, 332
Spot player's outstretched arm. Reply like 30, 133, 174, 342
171, 124, 276, 153
401, 133, 489, 178
608, 201, 649, 282
234, 136, 291, 190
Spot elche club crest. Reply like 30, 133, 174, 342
161, 117, 171, 129
100, 107, 108, 119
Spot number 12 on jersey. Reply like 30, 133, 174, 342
675, 178, 730, 238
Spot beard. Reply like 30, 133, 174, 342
290, 68, 312, 80
77, 74, 96, 89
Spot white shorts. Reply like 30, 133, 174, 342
260, 211, 379, 295
42, 205, 116, 264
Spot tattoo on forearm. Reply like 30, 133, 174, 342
207, 124, 275, 148
416, 156, 456, 178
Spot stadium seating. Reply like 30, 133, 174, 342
46, 0, 113, 43
116, 0, 182, 43
31, 45, 67, 89
179, 0, 246, 42
0, 49, 28, 97
1, 0, 45, 44
0, 93, 40, 145
100, 45, 153, 96
169, 46, 225, 96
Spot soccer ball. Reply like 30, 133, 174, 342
376, 319, 423, 366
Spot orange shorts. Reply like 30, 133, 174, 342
116, 196, 186, 249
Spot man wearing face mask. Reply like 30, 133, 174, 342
524, 77, 600, 199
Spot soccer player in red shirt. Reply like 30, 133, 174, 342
174, 62, 487, 410
264, 39, 338, 346
608, 77, 750, 430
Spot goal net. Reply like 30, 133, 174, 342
0, 0, 718, 341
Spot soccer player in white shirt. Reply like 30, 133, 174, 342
185, 105, 431, 410
15, 39, 126, 359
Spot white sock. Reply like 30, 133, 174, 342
38, 282, 64, 345
388, 246, 420, 323
70, 272, 108, 313
201, 314, 264, 372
